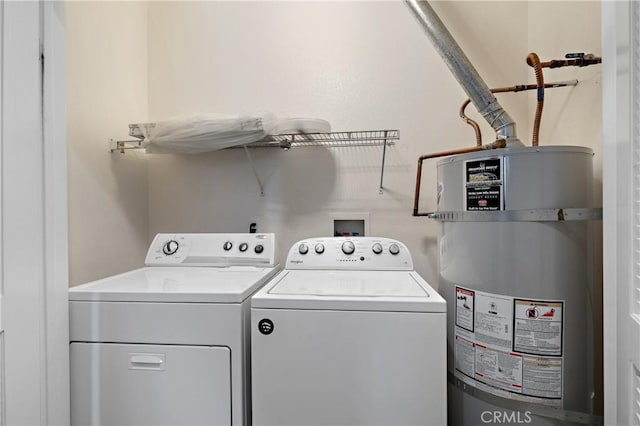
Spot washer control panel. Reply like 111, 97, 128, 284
286, 237, 413, 270
145, 233, 276, 267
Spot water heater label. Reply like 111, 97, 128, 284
455, 287, 475, 331
454, 286, 564, 402
474, 292, 513, 348
464, 158, 503, 211
514, 300, 563, 357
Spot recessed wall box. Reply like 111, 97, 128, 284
329, 213, 370, 237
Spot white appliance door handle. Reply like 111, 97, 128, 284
129, 353, 166, 370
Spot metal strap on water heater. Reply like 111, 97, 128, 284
449, 373, 603, 425
428, 208, 602, 222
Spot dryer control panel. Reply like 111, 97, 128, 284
286, 237, 413, 270
145, 233, 276, 267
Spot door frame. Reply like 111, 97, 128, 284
1, 2, 68, 425
42, 2, 69, 424
602, 1, 634, 424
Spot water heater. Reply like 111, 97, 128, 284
434, 146, 600, 425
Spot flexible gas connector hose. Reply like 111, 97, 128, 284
526, 52, 545, 146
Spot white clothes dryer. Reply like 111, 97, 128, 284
69, 233, 278, 426
251, 237, 447, 426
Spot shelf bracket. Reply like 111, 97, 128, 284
243, 145, 265, 196
109, 138, 144, 153
379, 130, 389, 194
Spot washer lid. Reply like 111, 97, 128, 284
69, 266, 279, 303
251, 270, 445, 312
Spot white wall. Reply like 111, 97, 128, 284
144, 1, 600, 285
528, 2, 602, 171
65, 1, 602, 287
144, 1, 530, 282
66, 1, 149, 285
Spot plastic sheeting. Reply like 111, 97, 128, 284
140, 112, 278, 154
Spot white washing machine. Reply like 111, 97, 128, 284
69, 233, 278, 426
251, 237, 447, 426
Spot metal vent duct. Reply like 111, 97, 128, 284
404, 0, 522, 147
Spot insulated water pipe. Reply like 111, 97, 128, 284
404, 0, 523, 147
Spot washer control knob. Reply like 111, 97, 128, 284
254, 244, 264, 254
239, 242, 249, 252
298, 243, 309, 255
223, 241, 233, 251
315, 243, 325, 254
341, 241, 356, 255
372, 243, 383, 254
162, 240, 179, 256
389, 243, 400, 255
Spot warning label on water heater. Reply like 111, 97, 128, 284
454, 286, 564, 401
455, 287, 475, 332
514, 300, 563, 357
465, 158, 503, 211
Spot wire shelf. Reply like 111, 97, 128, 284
129, 122, 154, 139
119, 127, 398, 151
255, 130, 399, 149
112, 127, 399, 195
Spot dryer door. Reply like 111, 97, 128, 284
70, 343, 231, 426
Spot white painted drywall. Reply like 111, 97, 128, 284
144, 1, 600, 284
66, 1, 149, 285
144, 1, 529, 282
65, 1, 602, 288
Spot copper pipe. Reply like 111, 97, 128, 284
413, 139, 507, 216
527, 52, 545, 146
459, 80, 578, 148
459, 99, 482, 147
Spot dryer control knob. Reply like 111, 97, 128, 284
254, 244, 264, 254
162, 240, 179, 256
239, 243, 248, 252
315, 243, 325, 254
298, 243, 309, 255
389, 243, 400, 255
223, 241, 233, 251
342, 241, 355, 255
372, 243, 383, 254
